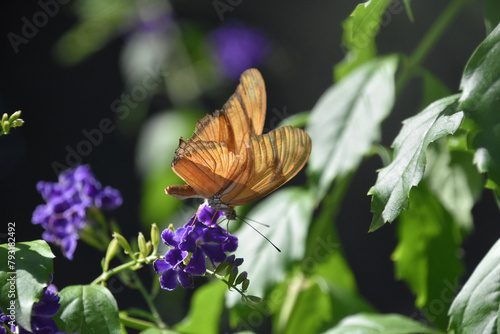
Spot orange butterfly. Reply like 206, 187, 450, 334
165, 68, 312, 217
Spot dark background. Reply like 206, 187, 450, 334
1, 0, 499, 327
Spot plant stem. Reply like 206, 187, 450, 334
395, 0, 472, 96
93, 251, 167, 329
91, 254, 160, 285
128, 270, 167, 329
119, 313, 156, 331
277, 273, 308, 333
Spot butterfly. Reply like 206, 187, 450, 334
165, 68, 312, 218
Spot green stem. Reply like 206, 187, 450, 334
395, 0, 472, 96
206, 269, 250, 301
277, 273, 308, 333
128, 270, 167, 329
277, 173, 354, 330
119, 313, 156, 331
93, 251, 167, 329
91, 254, 160, 285
305, 172, 355, 259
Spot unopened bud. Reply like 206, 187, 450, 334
9, 110, 21, 122
12, 119, 24, 128
113, 232, 136, 261
235, 271, 248, 285
227, 266, 238, 287
242, 278, 250, 292
2, 121, 10, 134
138, 232, 148, 259
103, 238, 120, 271
151, 223, 159, 254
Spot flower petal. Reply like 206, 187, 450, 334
153, 259, 172, 274
159, 269, 179, 290
95, 187, 123, 209
177, 270, 193, 289
185, 248, 207, 275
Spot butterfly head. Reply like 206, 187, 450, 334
204, 195, 237, 220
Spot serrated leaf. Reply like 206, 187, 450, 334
393, 184, 463, 329
368, 95, 464, 231
459, 22, 500, 199
55, 285, 120, 334
322, 313, 444, 334
226, 187, 314, 306
425, 140, 483, 232
307, 56, 398, 201
174, 280, 226, 334
335, 0, 393, 80
448, 237, 500, 333
0, 240, 54, 331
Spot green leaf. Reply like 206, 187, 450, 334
459, 22, 500, 198
303, 174, 358, 294
368, 95, 464, 231
0, 240, 55, 331
54, 1, 134, 65
322, 313, 444, 334
402, 0, 414, 22
278, 278, 374, 334
55, 285, 121, 334
335, 0, 393, 80
448, 237, 500, 334
174, 281, 226, 334
393, 184, 463, 329
226, 187, 315, 306
307, 56, 398, 201
484, 0, 500, 35
140, 329, 181, 334
425, 139, 483, 232
278, 111, 310, 128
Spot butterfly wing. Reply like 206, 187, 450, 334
167, 68, 266, 199
220, 126, 312, 206
187, 68, 266, 152
168, 138, 251, 199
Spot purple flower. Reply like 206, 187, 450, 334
32, 165, 122, 260
18, 285, 62, 334
5, 277, 67, 334
210, 22, 269, 80
0, 307, 14, 334
154, 204, 238, 290
154, 248, 193, 291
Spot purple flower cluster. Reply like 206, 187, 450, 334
154, 204, 238, 290
19, 285, 65, 334
210, 21, 269, 80
0, 279, 66, 334
32, 165, 122, 260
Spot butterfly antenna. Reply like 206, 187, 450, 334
238, 216, 281, 252
239, 216, 270, 228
